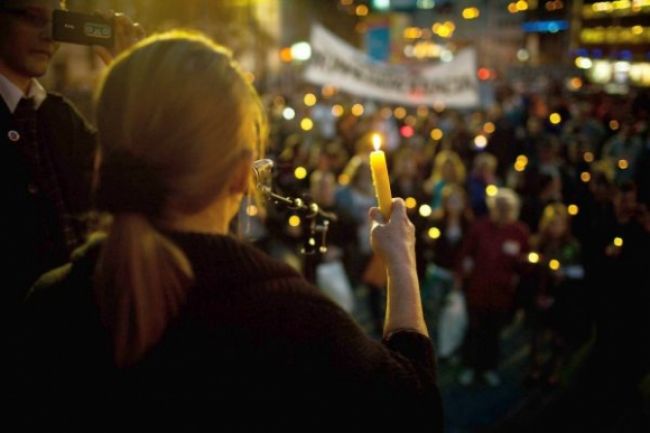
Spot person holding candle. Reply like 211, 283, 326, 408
423, 150, 466, 215
526, 203, 585, 386
457, 187, 529, 387
17, 31, 442, 432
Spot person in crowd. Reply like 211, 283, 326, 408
391, 146, 422, 203
17, 31, 443, 432
467, 152, 498, 218
519, 116, 545, 163
457, 187, 529, 387
484, 104, 518, 180
601, 119, 644, 184
562, 100, 606, 153
421, 184, 473, 339
334, 155, 376, 281
520, 171, 563, 231
526, 203, 585, 386
0, 0, 142, 306
572, 164, 616, 278
491, 185, 649, 433
423, 149, 466, 213
444, 110, 473, 165
309, 148, 336, 209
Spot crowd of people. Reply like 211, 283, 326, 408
253, 79, 650, 428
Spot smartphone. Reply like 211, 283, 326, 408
52, 9, 114, 48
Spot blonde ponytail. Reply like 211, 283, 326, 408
94, 214, 193, 367
92, 30, 266, 367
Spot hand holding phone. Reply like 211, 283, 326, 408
52, 9, 145, 65
52, 10, 114, 48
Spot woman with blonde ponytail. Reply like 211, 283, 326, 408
19, 31, 443, 432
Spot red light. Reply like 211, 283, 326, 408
477, 67, 491, 80
400, 125, 415, 138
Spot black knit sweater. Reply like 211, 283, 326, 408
16, 231, 443, 432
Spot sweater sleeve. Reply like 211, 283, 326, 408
263, 278, 444, 432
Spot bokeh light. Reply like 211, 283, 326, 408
428, 227, 441, 239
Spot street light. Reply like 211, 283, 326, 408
291, 42, 312, 61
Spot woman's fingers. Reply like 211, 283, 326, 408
93, 10, 145, 65
368, 207, 385, 224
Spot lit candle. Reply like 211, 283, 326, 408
369, 133, 393, 220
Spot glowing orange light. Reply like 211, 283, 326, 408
462, 7, 480, 19
569, 77, 583, 90
246, 205, 259, 217
514, 156, 528, 172
394, 106, 407, 119
403, 27, 423, 39
478, 68, 491, 80
322, 86, 336, 98
304, 93, 317, 107
279, 47, 292, 63
431, 128, 444, 140
355, 4, 369, 16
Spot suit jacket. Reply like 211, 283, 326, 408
1, 93, 96, 306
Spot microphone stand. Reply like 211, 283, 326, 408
256, 184, 337, 284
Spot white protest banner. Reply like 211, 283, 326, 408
305, 24, 479, 108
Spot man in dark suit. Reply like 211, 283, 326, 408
0, 0, 142, 307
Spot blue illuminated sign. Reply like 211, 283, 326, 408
522, 20, 569, 33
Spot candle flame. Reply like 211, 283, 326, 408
372, 133, 382, 151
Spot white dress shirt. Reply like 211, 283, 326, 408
0, 72, 48, 113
